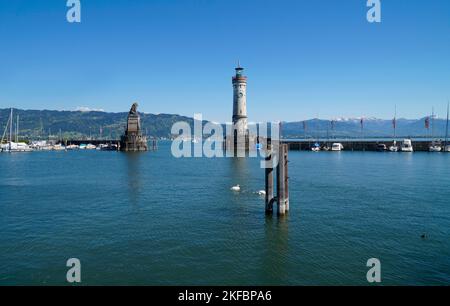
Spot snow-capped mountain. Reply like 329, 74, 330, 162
282, 117, 448, 138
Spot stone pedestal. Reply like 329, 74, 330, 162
120, 103, 148, 152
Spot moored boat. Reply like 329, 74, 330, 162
99, 143, 118, 151
444, 101, 449, 153
389, 107, 399, 152
1, 141, 32, 152
429, 145, 442, 152
52, 144, 66, 151
331, 143, 344, 151
66, 144, 79, 150
401, 139, 413, 152
428, 107, 441, 152
0, 109, 32, 152
389, 141, 399, 152
311, 142, 321, 152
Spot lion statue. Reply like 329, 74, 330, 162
129, 102, 138, 114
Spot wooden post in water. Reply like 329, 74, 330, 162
265, 139, 274, 214
277, 144, 286, 215
264, 141, 290, 216
283, 144, 289, 212
265, 154, 274, 214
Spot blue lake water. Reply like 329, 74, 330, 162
0, 142, 449, 285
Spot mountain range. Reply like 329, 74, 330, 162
0, 108, 449, 140
281, 117, 449, 139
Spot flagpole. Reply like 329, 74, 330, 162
361, 118, 364, 140
304, 121, 306, 140
360, 117, 364, 151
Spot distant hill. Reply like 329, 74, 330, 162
0, 108, 448, 140
0, 108, 194, 140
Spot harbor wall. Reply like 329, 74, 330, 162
284, 140, 445, 152
64, 139, 120, 146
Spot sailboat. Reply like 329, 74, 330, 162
0, 109, 12, 152
310, 119, 321, 152
444, 101, 450, 152
429, 107, 442, 152
0, 108, 31, 152
389, 106, 399, 152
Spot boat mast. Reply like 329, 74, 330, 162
16, 114, 19, 143
360, 117, 364, 140
9, 108, 13, 150
393, 105, 397, 141
1, 112, 11, 145
445, 101, 449, 147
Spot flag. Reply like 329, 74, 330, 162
425, 117, 430, 129
360, 118, 364, 129
392, 118, 396, 129
331, 120, 335, 130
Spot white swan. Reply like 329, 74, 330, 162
231, 185, 240, 191
257, 190, 266, 196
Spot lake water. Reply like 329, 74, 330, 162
0, 142, 449, 285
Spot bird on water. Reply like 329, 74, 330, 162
231, 185, 241, 191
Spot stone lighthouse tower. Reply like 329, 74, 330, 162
232, 63, 248, 137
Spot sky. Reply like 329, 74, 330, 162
0, 0, 449, 122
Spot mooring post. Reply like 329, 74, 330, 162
283, 144, 289, 212
233, 130, 238, 157
265, 153, 274, 214
264, 140, 289, 216
277, 143, 286, 215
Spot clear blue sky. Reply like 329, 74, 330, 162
0, 0, 449, 122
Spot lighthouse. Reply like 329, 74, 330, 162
232, 63, 248, 137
